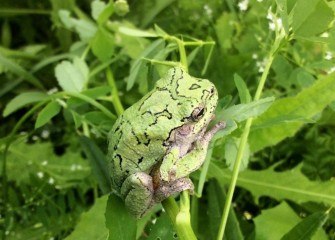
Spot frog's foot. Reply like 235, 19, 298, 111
121, 172, 154, 218
202, 121, 226, 143
154, 177, 194, 203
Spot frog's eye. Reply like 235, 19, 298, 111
191, 106, 205, 121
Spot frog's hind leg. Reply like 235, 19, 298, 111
120, 172, 154, 218
163, 121, 226, 181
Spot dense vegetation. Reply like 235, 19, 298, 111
1, 0, 335, 239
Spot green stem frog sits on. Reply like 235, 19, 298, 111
108, 67, 225, 218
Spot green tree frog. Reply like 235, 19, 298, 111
108, 67, 225, 218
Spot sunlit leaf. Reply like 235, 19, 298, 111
35, 101, 61, 128
105, 194, 137, 240
55, 58, 89, 92
91, 27, 114, 62
210, 163, 335, 206
65, 196, 109, 240
3, 91, 48, 117
217, 97, 275, 123
291, 0, 334, 38
282, 211, 328, 240
250, 72, 335, 152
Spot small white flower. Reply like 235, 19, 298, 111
47, 87, 58, 95
41, 130, 50, 139
321, 32, 329, 38
328, 67, 335, 74
41, 161, 48, 166
238, 0, 249, 11
325, 51, 333, 60
48, 177, 55, 185
252, 53, 258, 59
70, 164, 76, 171
37, 172, 44, 178
267, 7, 283, 32
32, 135, 39, 141
256, 58, 268, 73
267, 8, 273, 20
269, 18, 282, 31
204, 4, 213, 18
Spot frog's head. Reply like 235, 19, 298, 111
170, 67, 219, 136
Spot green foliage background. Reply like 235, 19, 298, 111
0, 0, 335, 239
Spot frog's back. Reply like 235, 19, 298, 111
108, 99, 173, 193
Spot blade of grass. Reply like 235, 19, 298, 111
0, 53, 44, 89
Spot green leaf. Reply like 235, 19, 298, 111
83, 111, 112, 124
234, 74, 251, 104
251, 113, 314, 130
91, 0, 114, 25
210, 163, 335, 206
67, 86, 110, 107
275, 0, 289, 34
272, 55, 294, 89
147, 213, 176, 240
118, 26, 158, 37
139, 0, 176, 28
127, 39, 165, 91
249, 72, 335, 152
65, 195, 109, 240
225, 137, 249, 172
206, 179, 244, 240
3, 91, 48, 117
0, 53, 44, 89
91, 0, 107, 21
79, 136, 112, 194
90, 27, 114, 62
105, 194, 137, 240
297, 70, 315, 88
291, 0, 334, 37
97, 1, 114, 25
254, 202, 302, 240
214, 13, 234, 50
55, 58, 89, 92
6, 139, 90, 187
35, 101, 61, 128
217, 97, 275, 123
58, 10, 97, 41
281, 211, 328, 240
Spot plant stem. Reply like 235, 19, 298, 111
106, 68, 124, 115
162, 194, 197, 240
175, 192, 197, 240
177, 39, 188, 72
57, 92, 116, 120
162, 197, 179, 222
216, 36, 281, 239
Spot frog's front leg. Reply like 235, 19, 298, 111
160, 121, 225, 181
120, 172, 154, 218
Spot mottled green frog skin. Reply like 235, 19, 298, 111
108, 67, 225, 218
